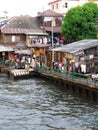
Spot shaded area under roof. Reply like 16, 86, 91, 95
51, 39, 98, 54
5, 42, 27, 50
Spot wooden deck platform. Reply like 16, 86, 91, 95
0, 66, 38, 79
9, 69, 29, 76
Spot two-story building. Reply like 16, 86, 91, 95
37, 9, 63, 38
0, 16, 49, 65
48, 0, 98, 16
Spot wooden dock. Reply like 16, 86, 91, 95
9, 69, 29, 77
0, 66, 38, 79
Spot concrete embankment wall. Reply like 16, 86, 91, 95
39, 72, 98, 103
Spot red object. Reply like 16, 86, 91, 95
10, 54, 15, 59
61, 37, 65, 41
62, 63, 64, 66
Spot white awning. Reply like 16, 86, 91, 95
25, 32, 48, 36
0, 45, 13, 52
15, 49, 31, 55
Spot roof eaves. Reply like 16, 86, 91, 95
50, 39, 98, 54
25, 32, 48, 36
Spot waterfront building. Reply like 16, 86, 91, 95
46, 39, 98, 74
0, 15, 49, 66
0, 16, 47, 49
0, 45, 13, 67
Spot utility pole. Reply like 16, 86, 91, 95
3, 10, 8, 19
51, 19, 55, 62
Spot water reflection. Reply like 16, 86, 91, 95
0, 74, 98, 130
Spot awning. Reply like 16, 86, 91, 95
0, 45, 13, 52
25, 32, 48, 36
15, 49, 32, 55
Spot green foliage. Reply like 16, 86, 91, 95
61, 2, 98, 42
94, 65, 98, 73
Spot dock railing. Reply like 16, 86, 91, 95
36, 65, 98, 88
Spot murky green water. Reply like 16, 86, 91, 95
0, 74, 98, 130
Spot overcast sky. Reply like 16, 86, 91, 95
0, 0, 50, 17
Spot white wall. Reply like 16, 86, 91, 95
49, 0, 98, 15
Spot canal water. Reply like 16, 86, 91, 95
0, 74, 98, 130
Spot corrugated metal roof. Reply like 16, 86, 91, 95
51, 39, 98, 54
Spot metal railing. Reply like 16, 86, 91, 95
36, 65, 98, 88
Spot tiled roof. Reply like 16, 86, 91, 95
0, 16, 44, 34
37, 9, 63, 17
1, 28, 43, 34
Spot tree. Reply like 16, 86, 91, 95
61, 2, 98, 42
94, 65, 98, 73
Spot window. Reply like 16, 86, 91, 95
52, 5, 54, 10
56, 3, 58, 9
5, 35, 11, 42
5, 35, 25, 43
65, 2, 68, 8
12, 36, 15, 42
